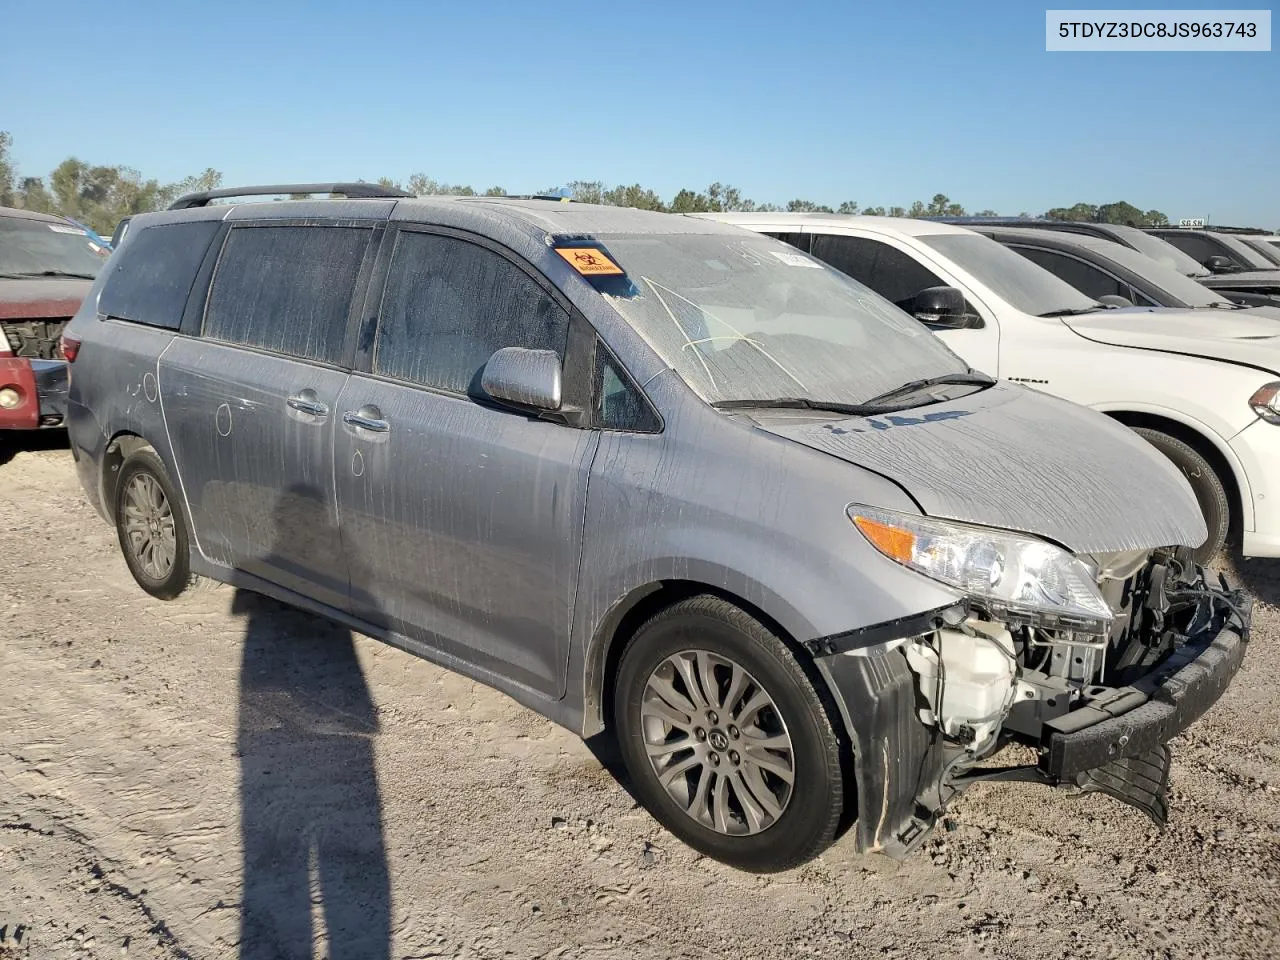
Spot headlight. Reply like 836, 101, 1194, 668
849, 505, 1113, 636
1248, 382, 1280, 424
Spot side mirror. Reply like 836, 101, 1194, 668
480, 346, 562, 411
1096, 294, 1132, 308
1205, 255, 1237, 274
911, 286, 972, 328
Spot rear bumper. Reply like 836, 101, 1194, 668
0, 356, 68, 430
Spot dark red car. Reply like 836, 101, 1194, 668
0, 207, 108, 430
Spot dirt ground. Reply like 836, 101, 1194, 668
1, 434, 1277, 960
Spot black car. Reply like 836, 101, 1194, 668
937, 217, 1280, 308
1148, 226, 1279, 273
1144, 228, 1280, 306
962, 225, 1280, 318
936, 217, 1210, 276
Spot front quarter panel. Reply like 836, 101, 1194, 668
570, 374, 964, 735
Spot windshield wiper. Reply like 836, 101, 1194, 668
859, 371, 996, 407
712, 397, 884, 416
0, 270, 98, 280
1037, 305, 1109, 318
714, 373, 996, 418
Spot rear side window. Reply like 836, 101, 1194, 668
203, 225, 372, 364
765, 232, 810, 252
1014, 246, 1132, 302
1156, 232, 1239, 269
374, 232, 569, 394
809, 235, 940, 308
98, 221, 220, 329
809, 234, 984, 326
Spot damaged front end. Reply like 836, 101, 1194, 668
813, 540, 1252, 860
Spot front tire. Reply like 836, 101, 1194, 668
613, 595, 846, 872
114, 448, 196, 600
1132, 427, 1229, 565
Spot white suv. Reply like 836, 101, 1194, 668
700, 213, 1280, 562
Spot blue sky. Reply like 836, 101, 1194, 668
4, 0, 1278, 224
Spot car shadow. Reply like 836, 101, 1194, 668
582, 731, 645, 809
234, 484, 390, 960
0, 429, 69, 467
1222, 550, 1280, 608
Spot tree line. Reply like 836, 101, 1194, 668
0, 131, 1176, 238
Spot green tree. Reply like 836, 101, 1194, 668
1045, 202, 1099, 222
907, 200, 927, 218
669, 189, 711, 213
483, 186, 508, 196
862, 205, 886, 216
1095, 201, 1146, 227
564, 180, 605, 204
17, 177, 54, 213
1143, 209, 1169, 227
705, 182, 755, 212
888, 206, 907, 217
974, 208, 1000, 216
837, 200, 859, 214
406, 173, 476, 197
786, 199, 834, 213
601, 183, 666, 210
160, 168, 223, 206
0, 131, 16, 207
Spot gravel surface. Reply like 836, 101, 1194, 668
2, 435, 1278, 960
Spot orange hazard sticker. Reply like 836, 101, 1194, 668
555, 247, 624, 276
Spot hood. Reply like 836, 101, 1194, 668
1062, 307, 1280, 373
753, 382, 1207, 555
0, 278, 93, 320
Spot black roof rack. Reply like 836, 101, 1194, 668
167, 182, 413, 210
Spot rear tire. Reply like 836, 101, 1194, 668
114, 449, 198, 600
613, 595, 846, 873
1132, 427, 1229, 565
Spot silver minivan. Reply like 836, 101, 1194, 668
62, 185, 1251, 872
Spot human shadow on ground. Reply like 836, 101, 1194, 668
234, 484, 390, 960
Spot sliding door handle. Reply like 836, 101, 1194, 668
286, 390, 329, 418
343, 410, 390, 433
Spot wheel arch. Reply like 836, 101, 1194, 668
581, 579, 806, 741
1100, 407, 1249, 534
581, 578, 862, 845
100, 431, 157, 523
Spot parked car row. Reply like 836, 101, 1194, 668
936, 217, 1280, 309
47, 183, 1254, 873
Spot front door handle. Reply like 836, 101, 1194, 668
286, 389, 329, 419
343, 407, 390, 433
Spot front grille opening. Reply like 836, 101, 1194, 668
2, 318, 70, 360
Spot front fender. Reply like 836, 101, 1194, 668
1093, 400, 1254, 531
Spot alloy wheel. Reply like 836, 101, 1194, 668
639, 650, 795, 836
122, 472, 177, 580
